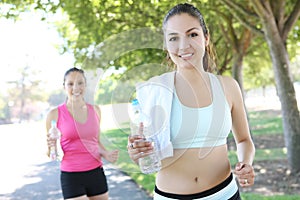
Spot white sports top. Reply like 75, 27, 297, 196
170, 73, 232, 149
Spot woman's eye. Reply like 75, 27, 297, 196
189, 33, 198, 38
67, 83, 73, 87
169, 37, 178, 42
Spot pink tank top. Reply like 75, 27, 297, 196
57, 103, 103, 172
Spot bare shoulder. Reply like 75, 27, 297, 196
46, 107, 58, 122
217, 75, 241, 95
93, 104, 101, 118
46, 107, 58, 130
215, 75, 243, 109
93, 104, 101, 112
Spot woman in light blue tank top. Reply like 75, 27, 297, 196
128, 3, 255, 200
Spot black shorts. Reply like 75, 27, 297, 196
60, 167, 108, 199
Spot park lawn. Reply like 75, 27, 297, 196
241, 193, 300, 200
248, 110, 283, 135
101, 110, 296, 199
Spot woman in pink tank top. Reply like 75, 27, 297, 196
46, 67, 119, 200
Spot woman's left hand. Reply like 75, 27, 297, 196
103, 150, 119, 163
234, 162, 255, 187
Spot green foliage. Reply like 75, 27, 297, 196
95, 75, 136, 105
243, 37, 275, 90
95, 60, 170, 105
1, 0, 60, 18
2, 0, 299, 91
56, 0, 173, 67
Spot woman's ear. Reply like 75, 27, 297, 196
205, 34, 210, 47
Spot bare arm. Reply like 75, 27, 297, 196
222, 76, 255, 187
45, 108, 58, 157
228, 78, 255, 165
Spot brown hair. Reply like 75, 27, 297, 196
63, 67, 86, 86
162, 3, 216, 73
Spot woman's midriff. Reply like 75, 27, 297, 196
156, 144, 232, 194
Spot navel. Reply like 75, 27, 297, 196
194, 177, 198, 182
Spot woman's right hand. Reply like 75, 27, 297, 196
46, 133, 57, 149
127, 132, 154, 164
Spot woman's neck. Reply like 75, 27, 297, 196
66, 99, 86, 109
176, 67, 207, 83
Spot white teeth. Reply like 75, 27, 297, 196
73, 93, 80, 96
180, 53, 193, 58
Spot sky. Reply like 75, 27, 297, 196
0, 10, 75, 93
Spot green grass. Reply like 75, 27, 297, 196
241, 193, 300, 200
100, 127, 156, 193
248, 110, 283, 135
101, 110, 298, 198
228, 148, 287, 164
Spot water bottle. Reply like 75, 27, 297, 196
48, 120, 60, 161
130, 99, 161, 174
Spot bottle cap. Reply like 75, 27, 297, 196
132, 99, 139, 106
51, 120, 56, 127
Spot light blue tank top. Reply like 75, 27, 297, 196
170, 73, 232, 149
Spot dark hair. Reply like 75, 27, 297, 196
63, 67, 86, 86
162, 3, 216, 72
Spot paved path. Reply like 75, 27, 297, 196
0, 123, 152, 200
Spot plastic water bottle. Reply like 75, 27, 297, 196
130, 99, 161, 174
49, 120, 60, 161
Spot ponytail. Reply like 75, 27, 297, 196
203, 39, 217, 73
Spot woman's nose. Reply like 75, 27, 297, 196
73, 83, 80, 90
179, 37, 191, 49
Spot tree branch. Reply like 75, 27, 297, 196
283, 0, 300, 41
219, 21, 236, 50
221, 0, 259, 18
221, 0, 264, 36
213, 9, 238, 49
250, 0, 268, 18
261, 0, 273, 16
271, 0, 285, 32
241, 28, 252, 54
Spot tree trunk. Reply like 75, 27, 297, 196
231, 53, 253, 138
232, 54, 245, 99
264, 17, 300, 173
